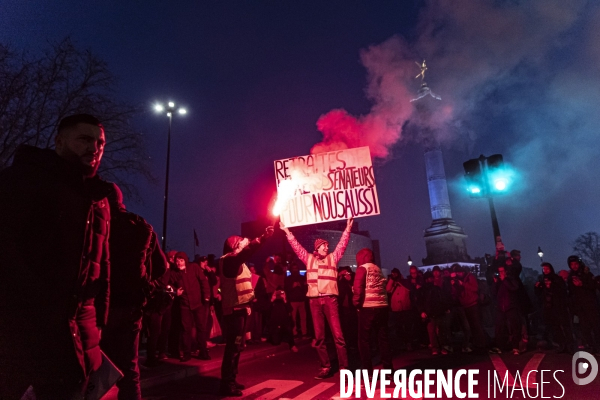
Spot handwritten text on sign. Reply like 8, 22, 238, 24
274, 147, 380, 227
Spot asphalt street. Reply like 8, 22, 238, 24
138, 343, 600, 400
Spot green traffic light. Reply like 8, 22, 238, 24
494, 178, 507, 191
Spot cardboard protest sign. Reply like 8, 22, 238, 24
274, 146, 380, 227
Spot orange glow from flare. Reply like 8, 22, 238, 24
272, 180, 297, 216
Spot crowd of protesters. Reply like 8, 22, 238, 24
2, 113, 600, 399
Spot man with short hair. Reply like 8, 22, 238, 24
386, 268, 414, 351
101, 183, 168, 400
0, 114, 112, 399
284, 262, 308, 338
353, 248, 392, 373
535, 262, 573, 354
170, 252, 211, 362
567, 255, 600, 354
455, 266, 487, 351
280, 218, 353, 380
490, 264, 521, 355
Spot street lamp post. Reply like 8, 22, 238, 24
407, 255, 413, 267
155, 101, 187, 251
537, 246, 544, 263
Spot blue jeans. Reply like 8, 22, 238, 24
309, 296, 348, 370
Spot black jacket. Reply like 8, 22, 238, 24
568, 269, 599, 312
108, 207, 167, 307
419, 282, 450, 318
171, 253, 211, 310
0, 145, 112, 382
284, 273, 307, 302
535, 272, 569, 314
492, 276, 520, 312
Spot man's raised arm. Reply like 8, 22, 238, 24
279, 221, 308, 265
332, 217, 353, 264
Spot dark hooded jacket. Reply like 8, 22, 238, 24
0, 145, 112, 386
107, 189, 168, 307
492, 274, 520, 312
567, 265, 599, 312
419, 280, 450, 318
170, 252, 211, 309
534, 264, 569, 314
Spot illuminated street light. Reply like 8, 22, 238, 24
463, 154, 512, 246
494, 178, 508, 191
408, 255, 413, 267
537, 246, 544, 262
154, 100, 188, 251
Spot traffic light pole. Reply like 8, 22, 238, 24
464, 154, 503, 247
487, 196, 501, 242
482, 157, 501, 243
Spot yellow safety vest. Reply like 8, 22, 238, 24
306, 253, 338, 297
359, 263, 388, 308
219, 261, 254, 313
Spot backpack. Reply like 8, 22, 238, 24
390, 281, 411, 312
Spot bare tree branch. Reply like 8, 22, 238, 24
0, 37, 153, 201
572, 231, 600, 273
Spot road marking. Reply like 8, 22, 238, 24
280, 382, 335, 400
241, 379, 303, 400
489, 352, 546, 388
489, 353, 515, 387
330, 389, 422, 400
521, 353, 546, 388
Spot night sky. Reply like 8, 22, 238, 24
2, 0, 599, 274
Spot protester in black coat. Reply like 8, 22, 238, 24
0, 114, 112, 400
101, 183, 168, 400
171, 252, 212, 361
490, 264, 521, 354
535, 262, 573, 353
567, 255, 600, 353
419, 272, 451, 355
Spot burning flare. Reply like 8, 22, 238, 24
272, 179, 297, 216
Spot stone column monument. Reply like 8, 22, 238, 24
411, 61, 470, 265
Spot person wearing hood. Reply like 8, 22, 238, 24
353, 248, 392, 374
567, 255, 600, 354
534, 262, 573, 354
419, 271, 451, 355
152, 250, 179, 361
489, 264, 521, 355
101, 183, 168, 399
170, 252, 211, 362
387, 268, 415, 351
280, 217, 353, 380
219, 226, 274, 397
0, 114, 112, 399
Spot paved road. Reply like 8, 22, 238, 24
141, 345, 600, 399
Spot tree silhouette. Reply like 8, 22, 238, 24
572, 232, 600, 273
0, 38, 153, 200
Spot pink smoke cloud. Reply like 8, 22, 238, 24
311, 0, 591, 159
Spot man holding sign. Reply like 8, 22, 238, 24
279, 217, 353, 380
